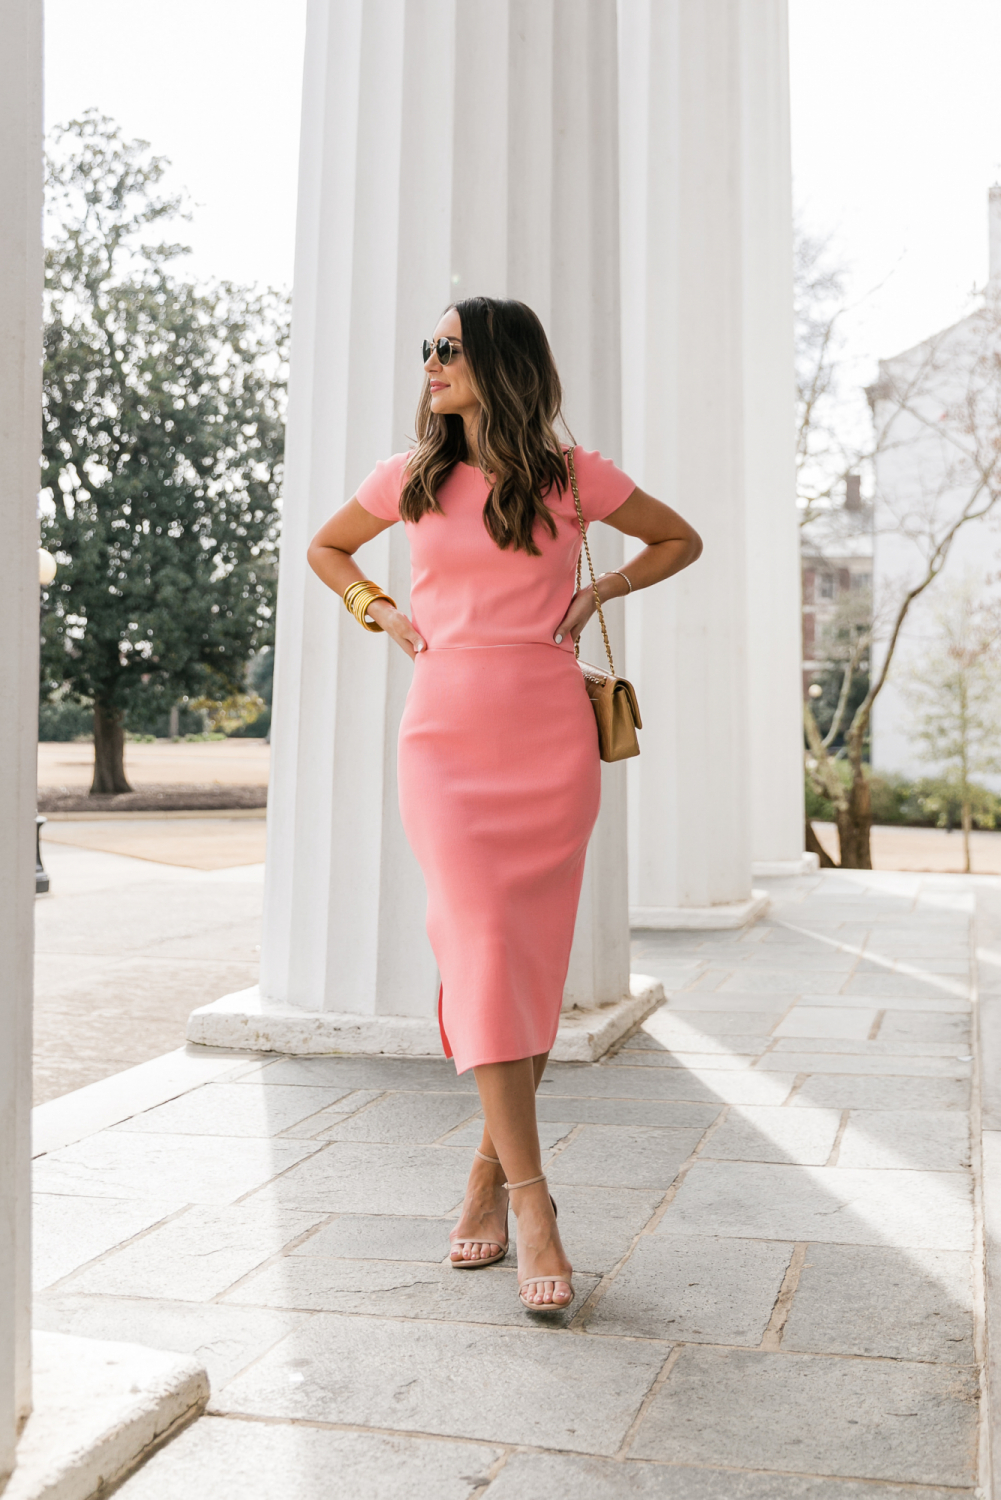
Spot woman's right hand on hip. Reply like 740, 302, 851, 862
366, 598, 426, 660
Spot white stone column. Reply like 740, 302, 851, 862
0, 0, 42, 1469
190, 0, 657, 1060
619, 0, 801, 927
739, 0, 808, 876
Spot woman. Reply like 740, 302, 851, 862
308, 297, 701, 1313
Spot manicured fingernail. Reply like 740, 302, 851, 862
416, 642, 425, 652
555, 634, 563, 643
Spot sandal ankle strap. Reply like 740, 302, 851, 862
474, 1148, 501, 1165
503, 1172, 547, 1191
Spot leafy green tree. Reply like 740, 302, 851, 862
40, 112, 287, 792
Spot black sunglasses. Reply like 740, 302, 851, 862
422, 336, 462, 365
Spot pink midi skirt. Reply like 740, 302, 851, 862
397, 643, 601, 1073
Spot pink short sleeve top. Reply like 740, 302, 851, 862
353, 446, 635, 653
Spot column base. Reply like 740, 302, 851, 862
6, 1332, 207, 1500
630, 890, 770, 930
751, 853, 820, 877
186, 975, 665, 1065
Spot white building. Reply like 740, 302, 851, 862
870, 187, 1001, 779
800, 477, 873, 696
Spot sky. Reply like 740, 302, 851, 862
44, 0, 308, 292
790, 0, 1001, 383
44, 0, 1001, 392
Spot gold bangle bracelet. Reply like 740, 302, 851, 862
342, 580, 396, 633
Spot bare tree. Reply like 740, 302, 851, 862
900, 576, 1001, 872
802, 294, 1001, 867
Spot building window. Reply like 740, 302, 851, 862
852, 572, 871, 591
818, 573, 834, 600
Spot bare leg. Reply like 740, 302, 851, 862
449, 1052, 549, 1266
472, 1054, 572, 1305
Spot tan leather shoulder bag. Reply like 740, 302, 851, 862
566, 447, 642, 762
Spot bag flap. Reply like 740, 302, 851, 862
614, 676, 642, 729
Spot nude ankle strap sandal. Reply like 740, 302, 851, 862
504, 1172, 575, 1314
449, 1148, 509, 1270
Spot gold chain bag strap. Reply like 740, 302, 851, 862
566, 448, 642, 762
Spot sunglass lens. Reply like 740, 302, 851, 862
437, 339, 452, 365
422, 339, 433, 363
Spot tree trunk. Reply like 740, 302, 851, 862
805, 820, 836, 868
962, 800, 972, 874
91, 702, 133, 794
836, 763, 873, 869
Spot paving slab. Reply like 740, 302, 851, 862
533, 1095, 721, 1128
33, 1193, 176, 1290
608, 1049, 764, 1071
836, 1110, 971, 1171
538, 1066, 798, 1105
224, 1255, 599, 1326
117, 1417, 501, 1500
615, 1034, 774, 1059
242, 1141, 470, 1215
656, 1160, 972, 1249
840, 973, 967, 999
215, 1313, 669, 1455
33, 1130, 320, 1206
587, 1234, 791, 1344
782, 1244, 974, 1362
663, 992, 802, 1013
112, 1082, 354, 1136
236, 1056, 478, 1092
757, 1052, 969, 1077
288, 1213, 452, 1262
33, 1294, 307, 1388
63, 1204, 324, 1300
773, 1007, 878, 1039
770, 1037, 969, 1057
546, 1124, 704, 1189
791, 1075, 969, 1111
796, 994, 969, 1013
729, 949, 860, 970
638, 1009, 786, 1036
484, 1452, 964, 1499
321, 1091, 482, 1143
629, 1345, 978, 1485
879, 1011, 972, 1042
704, 1106, 841, 1165
717, 971, 844, 995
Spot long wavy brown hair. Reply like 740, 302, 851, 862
400, 297, 571, 555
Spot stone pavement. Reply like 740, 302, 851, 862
31, 870, 987, 1496
34, 837, 262, 1103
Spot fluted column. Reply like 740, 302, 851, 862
619, 0, 800, 924
739, 0, 805, 873
0, 0, 43, 1470
191, 0, 638, 1054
